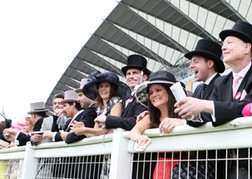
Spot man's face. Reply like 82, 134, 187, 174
62, 103, 75, 118
125, 68, 147, 91
52, 98, 64, 115
222, 36, 249, 65
189, 55, 213, 82
77, 92, 92, 108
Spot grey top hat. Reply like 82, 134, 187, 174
219, 20, 252, 44
27, 102, 48, 114
75, 78, 93, 93
184, 39, 225, 73
75, 70, 101, 93
61, 90, 78, 103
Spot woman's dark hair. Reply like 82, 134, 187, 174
148, 83, 180, 128
95, 82, 118, 108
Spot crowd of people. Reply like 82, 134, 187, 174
1, 20, 252, 178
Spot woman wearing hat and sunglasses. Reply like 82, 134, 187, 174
130, 71, 186, 179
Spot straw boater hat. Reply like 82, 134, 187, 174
184, 39, 225, 73
219, 20, 252, 44
27, 102, 48, 114
82, 71, 131, 101
135, 71, 177, 107
61, 90, 78, 104
121, 54, 151, 76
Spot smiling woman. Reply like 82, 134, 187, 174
130, 71, 187, 179
0, 0, 118, 120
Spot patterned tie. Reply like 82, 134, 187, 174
200, 83, 207, 99
232, 75, 242, 97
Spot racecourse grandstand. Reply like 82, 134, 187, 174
45, 0, 251, 110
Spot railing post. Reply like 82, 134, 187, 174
20, 142, 36, 179
109, 128, 132, 179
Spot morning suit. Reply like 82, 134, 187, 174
201, 65, 252, 126
188, 74, 220, 127
189, 74, 225, 178
200, 65, 252, 178
65, 104, 97, 144
193, 74, 220, 100
40, 115, 54, 131
54, 104, 97, 143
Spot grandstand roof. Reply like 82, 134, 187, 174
45, 0, 252, 111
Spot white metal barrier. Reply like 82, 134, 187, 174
0, 117, 252, 179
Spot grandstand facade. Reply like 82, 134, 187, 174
45, 0, 252, 111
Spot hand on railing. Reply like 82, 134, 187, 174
159, 118, 186, 135
134, 135, 151, 151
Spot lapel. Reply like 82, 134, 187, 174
123, 96, 135, 116
193, 84, 203, 99
203, 74, 220, 99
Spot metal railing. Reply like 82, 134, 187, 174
0, 117, 252, 178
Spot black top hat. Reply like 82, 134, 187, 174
219, 20, 252, 44
82, 71, 131, 101
184, 39, 225, 73
121, 54, 151, 76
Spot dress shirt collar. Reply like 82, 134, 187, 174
233, 62, 252, 78
204, 73, 217, 85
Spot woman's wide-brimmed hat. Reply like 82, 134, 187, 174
135, 71, 177, 107
121, 54, 151, 76
82, 71, 131, 100
184, 39, 225, 73
27, 102, 48, 114
219, 20, 252, 44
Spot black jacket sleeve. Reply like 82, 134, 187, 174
65, 105, 97, 144
105, 100, 147, 131
16, 132, 31, 146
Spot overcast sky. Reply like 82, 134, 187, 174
0, 0, 117, 121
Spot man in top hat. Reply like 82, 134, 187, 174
175, 20, 252, 178
64, 74, 98, 144
3, 102, 48, 146
184, 38, 226, 178
184, 38, 225, 127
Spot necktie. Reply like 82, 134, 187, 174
200, 83, 207, 99
232, 75, 242, 97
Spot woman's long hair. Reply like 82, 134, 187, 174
148, 84, 180, 128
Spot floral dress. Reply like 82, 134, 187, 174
98, 96, 123, 179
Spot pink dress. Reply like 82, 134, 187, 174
152, 152, 180, 179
